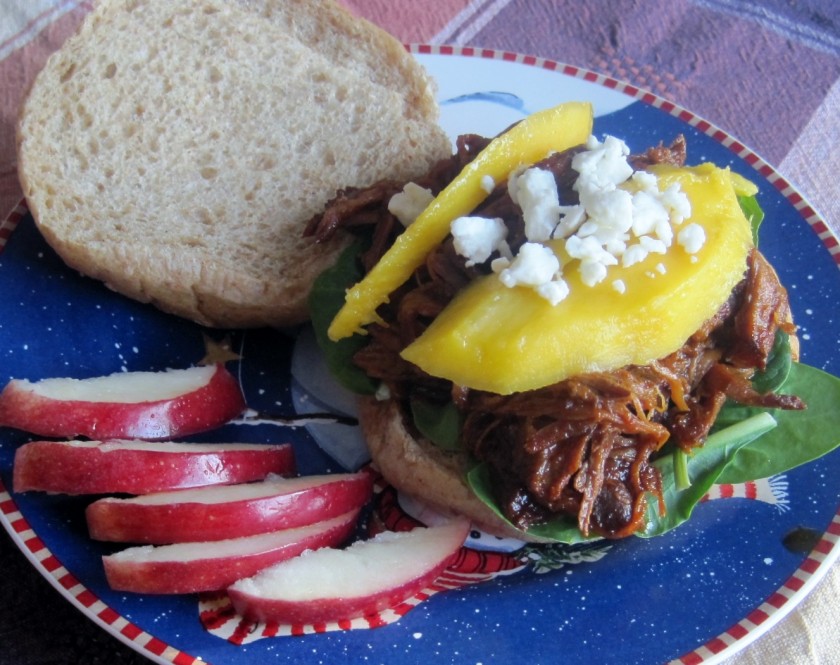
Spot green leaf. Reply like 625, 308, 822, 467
674, 447, 691, 490
466, 463, 598, 544
716, 362, 840, 483
410, 398, 463, 451
308, 240, 377, 395
640, 413, 777, 537
464, 362, 840, 542
738, 194, 764, 244
751, 329, 792, 395
467, 414, 775, 543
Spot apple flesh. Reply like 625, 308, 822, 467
13, 439, 295, 495
86, 471, 372, 543
0, 364, 245, 440
102, 509, 360, 594
227, 519, 470, 624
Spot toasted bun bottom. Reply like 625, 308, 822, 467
357, 395, 550, 543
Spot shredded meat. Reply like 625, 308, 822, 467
629, 135, 687, 170
308, 134, 805, 539
456, 248, 803, 537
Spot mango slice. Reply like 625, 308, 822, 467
327, 101, 594, 341
400, 164, 754, 394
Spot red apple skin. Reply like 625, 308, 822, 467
86, 471, 373, 543
0, 364, 245, 440
102, 509, 360, 594
227, 520, 471, 625
13, 440, 295, 495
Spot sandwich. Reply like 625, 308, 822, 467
306, 102, 839, 543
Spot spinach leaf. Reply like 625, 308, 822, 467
466, 463, 598, 544
466, 414, 777, 544
751, 329, 792, 395
308, 240, 377, 395
464, 362, 840, 543
715, 362, 840, 484
738, 194, 764, 244
640, 413, 777, 537
410, 398, 463, 451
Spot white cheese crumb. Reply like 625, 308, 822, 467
480, 174, 496, 194
536, 278, 571, 306
654, 218, 674, 245
639, 235, 668, 254
556, 204, 587, 237
387, 182, 434, 226
661, 184, 692, 225
576, 187, 634, 240
496, 242, 560, 288
579, 259, 608, 287
630, 170, 658, 191
631, 190, 669, 236
490, 256, 511, 273
451, 216, 509, 267
677, 223, 706, 254
510, 167, 561, 242
622, 243, 648, 267
506, 165, 528, 205
566, 235, 618, 267
449, 132, 700, 305
492, 240, 570, 305
572, 135, 634, 191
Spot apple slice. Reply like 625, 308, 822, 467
86, 471, 372, 543
102, 509, 360, 594
13, 439, 295, 495
0, 364, 245, 440
227, 519, 470, 624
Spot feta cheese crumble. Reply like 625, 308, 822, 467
677, 223, 706, 254
448, 133, 701, 304
388, 182, 434, 227
496, 243, 569, 306
451, 216, 510, 267
572, 135, 634, 190
497, 242, 560, 288
510, 167, 562, 242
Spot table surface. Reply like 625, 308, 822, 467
1, 1, 838, 664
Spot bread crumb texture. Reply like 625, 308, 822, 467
17, 0, 450, 328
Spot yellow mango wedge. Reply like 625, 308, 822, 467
400, 164, 754, 394
327, 101, 594, 341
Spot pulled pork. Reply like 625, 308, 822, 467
305, 135, 804, 539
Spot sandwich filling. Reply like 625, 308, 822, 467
306, 133, 804, 539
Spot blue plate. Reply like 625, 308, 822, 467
1, 48, 838, 665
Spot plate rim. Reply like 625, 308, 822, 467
1, 44, 839, 665
0, 479, 182, 664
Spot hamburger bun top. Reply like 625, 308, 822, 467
17, 0, 451, 328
